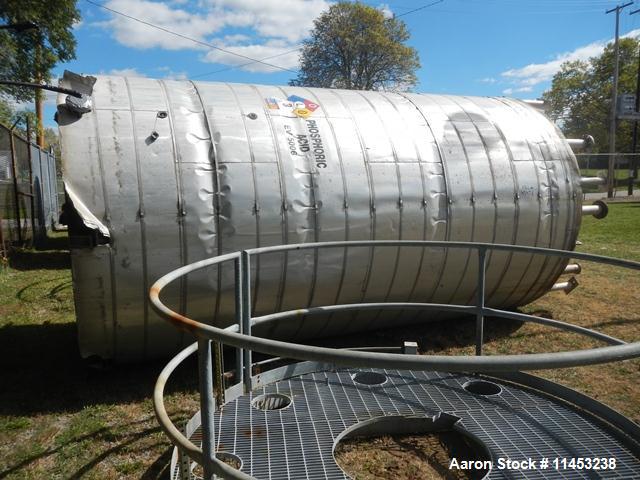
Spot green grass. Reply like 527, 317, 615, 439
578, 202, 640, 260
1, 205, 639, 479
580, 168, 631, 180
0, 234, 198, 480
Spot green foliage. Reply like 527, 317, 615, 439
0, 0, 80, 102
542, 38, 640, 153
0, 97, 58, 152
291, 2, 420, 90
0, 96, 13, 125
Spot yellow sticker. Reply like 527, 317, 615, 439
293, 107, 311, 118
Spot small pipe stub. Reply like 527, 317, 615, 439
562, 263, 582, 275
580, 176, 606, 187
551, 276, 579, 294
582, 200, 608, 219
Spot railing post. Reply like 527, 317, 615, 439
241, 250, 252, 393
476, 247, 487, 356
197, 338, 216, 480
234, 256, 244, 387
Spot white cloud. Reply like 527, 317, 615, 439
155, 66, 187, 79
502, 29, 640, 90
93, 0, 331, 73
378, 3, 393, 19
210, 0, 330, 43
103, 68, 147, 77
96, 0, 225, 51
478, 77, 497, 84
503, 86, 533, 96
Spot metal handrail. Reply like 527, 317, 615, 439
150, 241, 640, 480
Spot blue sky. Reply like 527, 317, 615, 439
41, 0, 640, 126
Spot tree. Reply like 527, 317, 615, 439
0, 0, 80, 146
542, 37, 640, 154
290, 2, 420, 91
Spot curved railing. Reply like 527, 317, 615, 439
150, 241, 640, 480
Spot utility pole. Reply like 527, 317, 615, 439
630, 7, 640, 195
606, 2, 634, 198
35, 31, 45, 148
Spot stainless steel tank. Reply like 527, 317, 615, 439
57, 73, 584, 361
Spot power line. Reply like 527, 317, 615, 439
190, 48, 301, 80
84, 0, 298, 74
396, 0, 445, 17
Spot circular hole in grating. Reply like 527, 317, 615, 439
463, 380, 502, 396
216, 452, 242, 470
251, 393, 292, 411
191, 452, 242, 478
352, 371, 387, 386
334, 415, 491, 480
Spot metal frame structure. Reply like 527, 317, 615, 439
150, 241, 640, 480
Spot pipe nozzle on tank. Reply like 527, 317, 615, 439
551, 276, 579, 294
562, 263, 582, 275
580, 176, 606, 187
581, 200, 608, 219
567, 135, 595, 152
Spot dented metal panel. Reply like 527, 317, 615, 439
57, 75, 582, 361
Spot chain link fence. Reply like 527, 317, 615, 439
0, 123, 59, 257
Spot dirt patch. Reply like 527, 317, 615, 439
335, 432, 487, 480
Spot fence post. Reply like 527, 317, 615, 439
26, 118, 36, 243
475, 247, 487, 356
9, 131, 22, 244
198, 338, 216, 480
241, 250, 252, 393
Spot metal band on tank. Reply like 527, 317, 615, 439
124, 77, 151, 357
91, 86, 118, 359
434, 95, 479, 305
276, 86, 321, 330
500, 99, 559, 306
233, 86, 263, 311
447, 96, 500, 306
412, 95, 468, 305
548, 113, 580, 283
356, 92, 405, 312
191, 81, 224, 320
259, 88, 291, 334
329, 90, 378, 330
495, 98, 547, 307
158, 80, 188, 350
468, 98, 522, 306
379, 92, 430, 318
518, 103, 578, 302
394, 92, 452, 313
299, 87, 351, 337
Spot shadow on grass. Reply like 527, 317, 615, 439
312, 315, 523, 353
0, 321, 198, 417
8, 234, 71, 271
141, 447, 173, 480
0, 416, 170, 479
9, 249, 71, 271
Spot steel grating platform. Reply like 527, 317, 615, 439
178, 369, 640, 479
